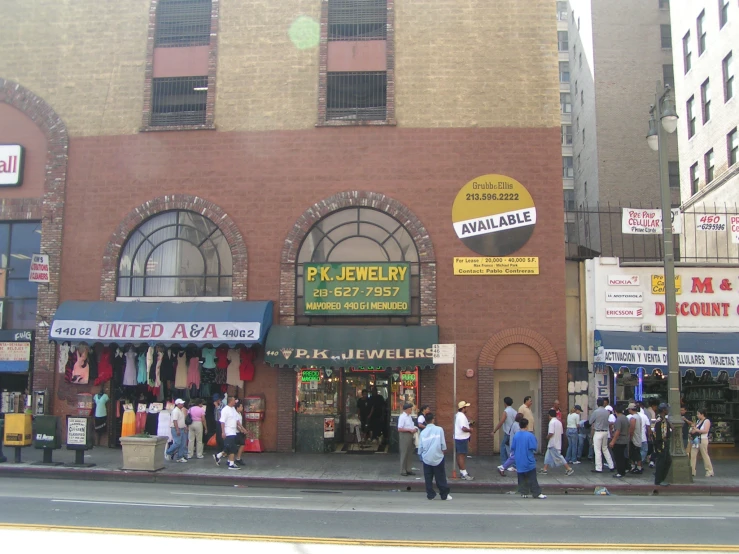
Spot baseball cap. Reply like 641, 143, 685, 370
627, 403, 637, 410
658, 402, 670, 412
457, 401, 471, 409
212, 393, 222, 402
175, 398, 185, 405
403, 402, 413, 410
605, 405, 614, 412
574, 405, 582, 411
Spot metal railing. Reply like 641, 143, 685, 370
565, 203, 739, 263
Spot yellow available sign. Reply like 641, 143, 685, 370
452, 174, 537, 257
454, 257, 539, 275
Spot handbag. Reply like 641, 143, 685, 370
185, 413, 193, 426
206, 434, 217, 447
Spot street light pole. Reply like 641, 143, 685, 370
646, 80, 692, 484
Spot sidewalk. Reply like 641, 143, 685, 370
1, 443, 738, 495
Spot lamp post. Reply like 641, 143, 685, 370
645, 81, 692, 484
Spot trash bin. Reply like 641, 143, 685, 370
4, 413, 32, 446
33, 415, 61, 450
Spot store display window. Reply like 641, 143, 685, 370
295, 368, 339, 415
390, 368, 419, 416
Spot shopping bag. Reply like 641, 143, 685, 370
207, 434, 217, 447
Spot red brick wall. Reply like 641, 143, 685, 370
59, 125, 566, 452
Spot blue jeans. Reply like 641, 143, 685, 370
166, 428, 187, 460
565, 429, 579, 462
423, 461, 450, 500
501, 433, 511, 464
578, 433, 587, 459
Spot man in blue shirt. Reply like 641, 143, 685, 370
417, 412, 451, 500
509, 418, 546, 499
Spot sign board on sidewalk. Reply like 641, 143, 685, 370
432, 344, 456, 364
66, 416, 88, 447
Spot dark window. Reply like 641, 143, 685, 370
663, 64, 675, 89
660, 24, 672, 49
724, 52, 734, 101
690, 162, 700, 194
697, 10, 706, 55
563, 156, 574, 178
704, 149, 714, 183
154, 0, 212, 47
558, 31, 569, 52
0, 222, 41, 329
559, 62, 570, 83
701, 78, 711, 124
295, 208, 420, 325
326, 72, 387, 121
117, 210, 232, 297
562, 125, 573, 145
668, 161, 680, 188
328, 0, 387, 40
687, 95, 696, 138
150, 76, 207, 127
560, 93, 572, 114
719, 0, 729, 28
728, 127, 738, 166
564, 189, 575, 211
683, 31, 692, 73
659, 0, 669, 8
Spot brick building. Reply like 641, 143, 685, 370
0, 0, 566, 455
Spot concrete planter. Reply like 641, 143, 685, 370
119, 435, 168, 471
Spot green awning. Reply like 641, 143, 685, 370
264, 325, 439, 370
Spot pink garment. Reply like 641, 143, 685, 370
189, 405, 206, 422
187, 356, 201, 388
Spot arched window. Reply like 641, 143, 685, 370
117, 210, 232, 298
296, 207, 420, 324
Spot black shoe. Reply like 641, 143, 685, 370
631, 468, 643, 474
406, 471, 416, 476
234, 459, 245, 466
591, 469, 603, 473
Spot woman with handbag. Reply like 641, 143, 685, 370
188, 398, 207, 459
689, 409, 714, 477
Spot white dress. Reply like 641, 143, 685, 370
226, 348, 241, 386
123, 349, 137, 386
58, 343, 70, 373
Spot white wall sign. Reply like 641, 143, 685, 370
0, 342, 31, 361
601, 349, 739, 370
66, 417, 88, 446
695, 214, 726, 232
432, 343, 456, 364
0, 145, 24, 187
29, 254, 50, 283
605, 307, 643, 318
621, 208, 682, 235
608, 275, 640, 286
50, 320, 261, 342
606, 291, 643, 303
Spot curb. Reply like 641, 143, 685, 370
1, 465, 737, 495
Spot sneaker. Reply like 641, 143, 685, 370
234, 459, 245, 466
591, 469, 603, 473
196, 455, 205, 459
497, 465, 506, 477
631, 468, 643, 474
649, 461, 655, 468
442, 495, 453, 500
573, 460, 581, 465
536, 494, 547, 499
228, 464, 241, 470
164, 454, 172, 461
613, 473, 624, 478
520, 494, 529, 498
539, 469, 548, 475
461, 474, 474, 481
565, 468, 575, 476
213, 453, 221, 466
177, 458, 188, 463
507, 467, 517, 472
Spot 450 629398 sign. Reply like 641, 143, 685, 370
303, 262, 411, 316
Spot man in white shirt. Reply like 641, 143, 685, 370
214, 396, 242, 470
165, 399, 188, 462
541, 409, 574, 475
454, 401, 474, 480
397, 402, 418, 476
417, 412, 451, 500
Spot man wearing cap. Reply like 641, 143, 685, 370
455, 401, 474, 480
165, 399, 188, 463
653, 403, 672, 486
398, 402, 418, 476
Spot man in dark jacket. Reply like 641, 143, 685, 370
653, 403, 672, 486
204, 393, 223, 452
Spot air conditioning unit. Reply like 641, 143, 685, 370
641, 324, 654, 332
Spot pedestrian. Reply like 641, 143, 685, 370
517, 396, 535, 436
637, 401, 652, 468
357, 389, 372, 444
498, 413, 523, 475
213, 396, 241, 470
231, 399, 247, 467
417, 405, 431, 431
165, 399, 188, 463
689, 409, 714, 477
492, 396, 518, 466
540, 409, 574, 476
398, 402, 418, 476
187, 398, 207, 459
627, 403, 644, 474
510, 418, 546, 499
680, 406, 694, 456
653, 403, 672, 486
417, 412, 451, 501
565, 405, 582, 464
577, 416, 589, 462
368, 386, 387, 444
204, 393, 223, 451
551, 400, 563, 423
645, 399, 659, 468
588, 398, 615, 473
609, 404, 630, 478
454, 400, 474, 480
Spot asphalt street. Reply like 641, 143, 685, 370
0, 478, 737, 548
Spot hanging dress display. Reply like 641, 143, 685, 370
157, 409, 172, 440
226, 348, 241, 386
112, 347, 126, 384
136, 350, 148, 384
123, 348, 138, 386
95, 347, 113, 385
174, 351, 188, 389
121, 405, 136, 437
187, 353, 201, 389
240, 347, 255, 382
58, 343, 70, 373
160, 348, 175, 382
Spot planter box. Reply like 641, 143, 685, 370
119, 435, 168, 471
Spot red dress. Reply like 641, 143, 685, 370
94, 347, 113, 385
239, 347, 255, 381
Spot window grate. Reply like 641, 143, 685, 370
326, 72, 387, 121
328, 0, 387, 41
155, 0, 212, 47
151, 76, 208, 127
